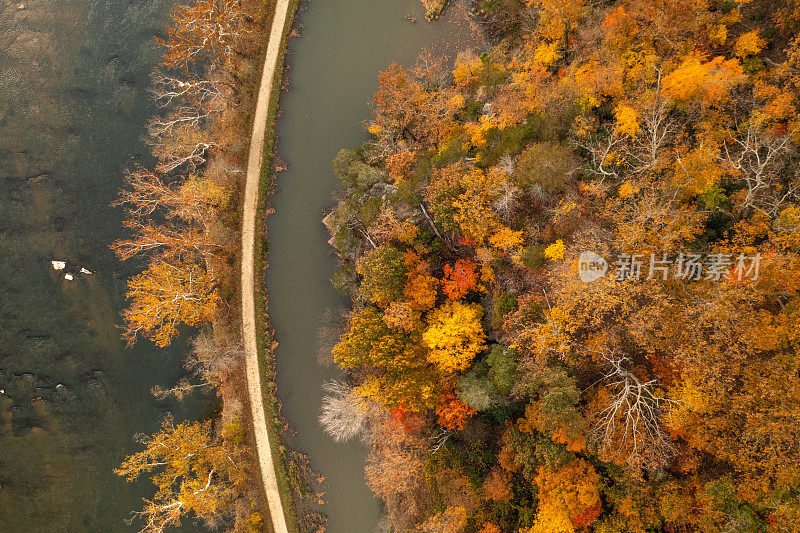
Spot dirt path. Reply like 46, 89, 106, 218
240, 0, 292, 531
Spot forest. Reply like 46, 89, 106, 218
322, 0, 800, 531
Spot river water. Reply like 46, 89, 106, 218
0, 1, 207, 530
268, 1, 479, 531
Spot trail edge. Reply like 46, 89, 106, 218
241, 0, 293, 531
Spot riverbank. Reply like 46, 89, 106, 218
101, 0, 307, 528
239, 0, 302, 530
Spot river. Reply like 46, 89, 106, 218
267, 1, 479, 531
0, 0, 208, 530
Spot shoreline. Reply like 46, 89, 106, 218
239, 0, 302, 530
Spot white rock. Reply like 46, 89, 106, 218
80, 268, 92, 275
64, 273, 74, 281
51, 261, 66, 270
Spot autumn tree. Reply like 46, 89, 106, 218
423, 301, 487, 374
531, 459, 602, 533
121, 260, 220, 347
112, 221, 218, 262
116, 416, 247, 532
383, 301, 420, 333
333, 307, 438, 411
159, 0, 245, 69
427, 165, 523, 254
589, 350, 676, 472
322, 0, 800, 529
435, 387, 477, 430
114, 166, 226, 225
442, 258, 478, 300
421, 506, 469, 533
112, 168, 227, 261
369, 63, 461, 151
150, 119, 214, 173
365, 417, 428, 528
402, 250, 439, 311
357, 244, 407, 307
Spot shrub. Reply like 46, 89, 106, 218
333, 148, 384, 191
458, 362, 504, 411
490, 292, 518, 330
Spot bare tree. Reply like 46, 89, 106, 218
146, 71, 225, 174
574, 125, 624, 182
159, 0, 246, 69
427, 427, 452, 454
589, 350, 677, 473
152, 331, 245, 400
492, 180, 520, 219
149, 120, 214, 173
319, 380, 366, 443
113, 167, 178, 219
112, 220, 219, 262
151, 73, 222, 110
187, 331, 245, 380
497, 152, 516, 175
723, 121, 798, 217
632, 97, 678, 172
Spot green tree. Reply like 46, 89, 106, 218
357, 245, 406, 308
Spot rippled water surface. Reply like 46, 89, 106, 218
0, 1, 207, 530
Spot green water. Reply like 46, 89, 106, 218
267, 1, 480, 531
0, 1, 207, 530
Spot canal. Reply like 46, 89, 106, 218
267, 1, 478, 530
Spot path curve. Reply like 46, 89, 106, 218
241, 0, 292, 532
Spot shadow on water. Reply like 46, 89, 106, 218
0, 1, 209, 530
267, 1, 481, 531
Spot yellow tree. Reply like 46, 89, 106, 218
532, 459, 602, 532
423, 301, 487, 374
122, 260, 220, 347
116, 416, 246, 533
427, 164, 522, 254
527, 0, 588, 42
111, 222, 218, 262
